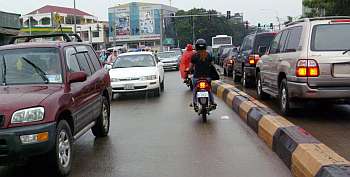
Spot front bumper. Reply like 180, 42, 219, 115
0, 122, 56, 165
288, 81, 350, 99
111, 80, 160, 93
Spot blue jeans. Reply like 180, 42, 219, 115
192, 78, 214, 104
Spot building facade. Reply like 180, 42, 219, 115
108, 2, 177, 50
20, 5, 109, 49
0, 11, 21, 45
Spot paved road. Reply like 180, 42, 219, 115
0, 71, 291, 177
221, 73, 350, 161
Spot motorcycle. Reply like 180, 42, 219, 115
193, 78, 216, 122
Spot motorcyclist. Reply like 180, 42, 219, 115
188, 39, 217, 110
179, 44, 194, 81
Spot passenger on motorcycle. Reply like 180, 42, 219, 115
188, 39, 217, 110
180, 44, 194, 81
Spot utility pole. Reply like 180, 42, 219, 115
160, 10, 164, 52
74, 0, 77, 33
192, 16, 195, 45
29, 16, 32, 35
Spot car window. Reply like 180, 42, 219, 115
157, 52, 176, 58
65, 47, 80, 73
86, 46, 102, 70
76, 53, 92, 76
270, 32, 282, 54
278, 30, 289, 53
311, 24, 350, 51
253, 34, 275, 53
113, 54, 155, 68
0, 48, 62, 84
285, 26, 303, 52
84, 53, 96, 73
242, 35, 253, 51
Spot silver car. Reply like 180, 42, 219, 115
157, 51, 179, 71
256, 16, 350, 115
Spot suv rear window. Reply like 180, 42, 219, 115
0, 48, 62, 85
253, 34, 275, 53
311, 24, 350, 51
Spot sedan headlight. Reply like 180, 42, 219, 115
111, 78, 120, 82
11, 107, 45, 124
140, 75, 157, 81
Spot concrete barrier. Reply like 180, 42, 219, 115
211, 80, 350, 177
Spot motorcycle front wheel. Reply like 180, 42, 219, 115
201, 108, 207, 122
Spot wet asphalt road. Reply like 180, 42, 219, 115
0, 71, 291, 177
221, 73, 350, 161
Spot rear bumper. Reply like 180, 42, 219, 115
0, 122, 56, 165
288, 81, 350, 99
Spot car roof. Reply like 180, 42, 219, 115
118, 52, 154, 57
0, 41, 90, 51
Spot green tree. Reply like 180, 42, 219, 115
303, 0, 350, 17
172, 8, 251, 48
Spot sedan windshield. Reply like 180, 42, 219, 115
311, 24, 350, 51
157, 52, 176, 58
0, 48, 62, 85
113, 54, 155, 68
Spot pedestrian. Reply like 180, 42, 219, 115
99, 49, 108, 63
107, 50, 118, 64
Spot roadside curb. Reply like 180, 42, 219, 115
212, 80, 350, 177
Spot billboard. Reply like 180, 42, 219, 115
139, 7, 155, 35
114, 8, 130, 36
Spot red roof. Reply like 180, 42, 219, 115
27, 5, 93, 16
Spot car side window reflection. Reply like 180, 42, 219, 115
65, 47, 80, 72
269, 32, 282, 54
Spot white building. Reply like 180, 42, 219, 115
20, 5, 109, 49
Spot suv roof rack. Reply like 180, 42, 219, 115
9, 33, 82, 44
286, 16, 350, 27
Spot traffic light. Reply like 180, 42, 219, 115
270, 23, 273, 29
170, 13, 175, 23
258, 23, 261, 28
245, 21, 249, 29
226, 11, 231, 19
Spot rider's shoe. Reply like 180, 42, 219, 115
194, 103, 199, 112
210, 102, 217, 110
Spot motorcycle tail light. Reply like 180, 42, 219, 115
199, 82, 207, 89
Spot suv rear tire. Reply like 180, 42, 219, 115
233, 70, 241, 83
92, 96, 110, 137
256, 72, 268, 100
50, 120, 73, 177
279, 79, 291, 115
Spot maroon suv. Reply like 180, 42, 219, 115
0, 39, 112, 176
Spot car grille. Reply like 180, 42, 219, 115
0, 139, 8, 159
134, 86, 147, 89
120, 78, 140, 81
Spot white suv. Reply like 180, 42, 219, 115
256, 17, 350, 115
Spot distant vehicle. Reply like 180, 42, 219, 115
256, 17, 350, 115
109, 52, 165, 97
223, 47, 239, 76
0, 34, 112, 176
217, 45, 234, 66
212, 35, 233, 64
234, 32, 276, 87
157, 51, 180, 71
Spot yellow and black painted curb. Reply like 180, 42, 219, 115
212, 80, 350, 177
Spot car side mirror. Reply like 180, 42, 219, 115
69, 71, 87, 83
258, 46, 267, 56
104, 64, 112, 70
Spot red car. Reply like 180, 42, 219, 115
0, 34, 112, 176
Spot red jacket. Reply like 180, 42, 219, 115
180, 44, 194, 79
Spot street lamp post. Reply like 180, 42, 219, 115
260, 9, 281, 30
74, 0, 77, 33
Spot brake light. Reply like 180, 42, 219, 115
229, 59, 233, 64
248, 55, 260, 65
296, 59, 319, 77
331, 19, 350, 23
199, 82, 207, 89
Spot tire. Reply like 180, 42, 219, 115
201, 108, 207, 122
154, 86, 161, 97
233, 70, 241, 83
92, 96, 110, 137
160, 79, 165, 92
50, 120, 73, 177
256, 72, 268, 100
242, 69, 250, 88
279, 78, 291, 115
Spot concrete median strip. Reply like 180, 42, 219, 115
211, 80, 350, 177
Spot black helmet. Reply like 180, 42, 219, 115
195, 39, 207, 51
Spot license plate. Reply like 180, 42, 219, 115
197, 91, 209, 98
124, 84, 135, 90
333, 64, 350, 77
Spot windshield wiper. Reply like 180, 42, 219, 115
21, 57, 49, 84
1, 56, 6, 86
343, 49, 350, 55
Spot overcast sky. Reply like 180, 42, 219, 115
0, 0, 302, 25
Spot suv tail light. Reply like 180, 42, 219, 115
331, 19, 350, 23
248, 55, 260, 65
296, 59, 319, 77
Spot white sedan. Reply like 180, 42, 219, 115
109, 52, 165, 97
